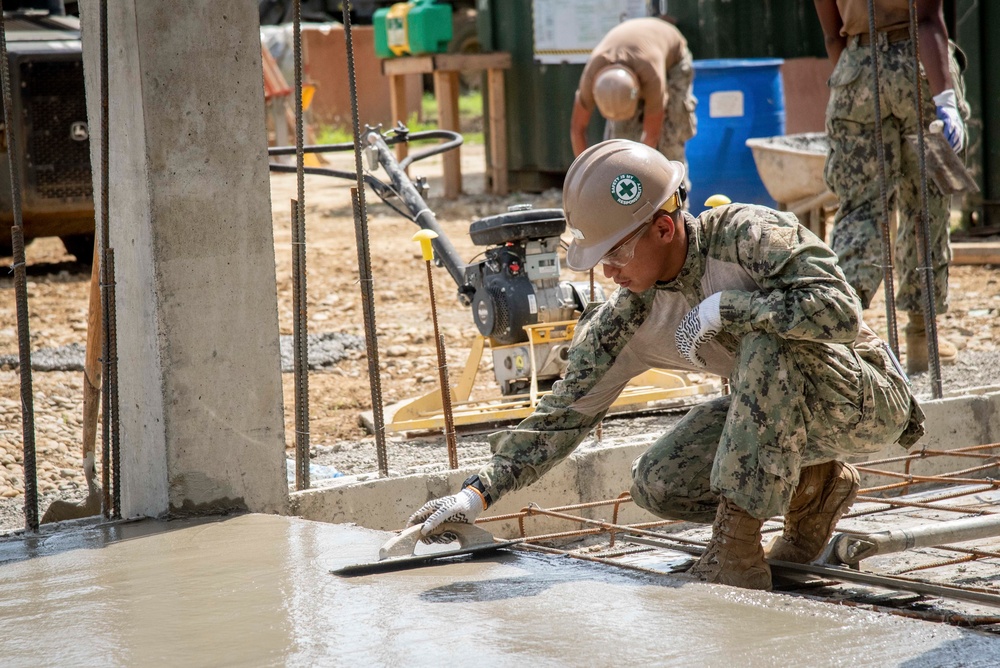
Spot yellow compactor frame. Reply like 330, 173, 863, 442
382, 319, 718, 433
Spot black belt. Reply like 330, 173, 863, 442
857, 27, 911, 46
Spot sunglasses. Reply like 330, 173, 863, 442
599, 191, 683, 268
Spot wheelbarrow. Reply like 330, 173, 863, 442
745, 132, 838, 241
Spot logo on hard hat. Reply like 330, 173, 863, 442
611, 174, 642, 206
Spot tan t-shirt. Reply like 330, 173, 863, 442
578, 17, 687, 117
837, 0, 910, 36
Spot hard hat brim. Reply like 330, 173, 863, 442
566, 218, 649, 272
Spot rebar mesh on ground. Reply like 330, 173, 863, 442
477, 443, 1000, 603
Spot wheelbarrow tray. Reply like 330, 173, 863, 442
745, 133, 831, 205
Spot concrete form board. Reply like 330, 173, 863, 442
291, 390, 1000, 535
80, 0, 169, 518
0, 514, 997, 667
79, 0, 288, 517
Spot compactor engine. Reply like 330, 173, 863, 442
460, 207, 604, 395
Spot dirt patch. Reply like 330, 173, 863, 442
1, 143, 999, 529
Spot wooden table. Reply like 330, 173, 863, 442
381, 52, 512, 199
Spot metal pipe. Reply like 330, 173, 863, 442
830, 513, 1000, 566
0, 1, 39, 532
368, 132, 468, 289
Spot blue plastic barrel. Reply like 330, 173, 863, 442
686, 58, 785, 210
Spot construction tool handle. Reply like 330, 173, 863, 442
82, 242, 103, 479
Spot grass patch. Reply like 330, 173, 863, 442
314, 90, 484, 146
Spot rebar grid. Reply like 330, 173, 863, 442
476, 444, 1000, 599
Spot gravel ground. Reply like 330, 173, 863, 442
1, 334, 998, 534
1, 147, 997, 534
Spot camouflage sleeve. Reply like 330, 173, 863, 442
476, 288, 656, 503
709, 205, 862, 343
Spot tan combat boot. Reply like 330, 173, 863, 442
689, 496, 772, 590
905, 311, 957, 374
765, 461, 860, 564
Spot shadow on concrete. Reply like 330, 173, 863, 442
418, 550, 684, 604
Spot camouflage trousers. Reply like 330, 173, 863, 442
605, 48, 697, 196
825, 38, 967, 313
630, 331, 913, 522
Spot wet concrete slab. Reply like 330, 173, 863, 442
1, 514, 998, 667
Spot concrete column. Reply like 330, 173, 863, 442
80, 0, 287, 517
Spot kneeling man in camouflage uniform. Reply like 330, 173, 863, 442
408, 139, 924, 590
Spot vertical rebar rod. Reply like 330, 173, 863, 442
866, 0, 901, 357
106, 250, 120, 518
291, 200, 309, 490
908, 0, 943, 399
291, 0, 311, 490
589, 268, 602, 442
99, 0, 112, 518
0, 1, 39, 532
352, 187, 388, 476
11, 231, 37, 530
423, 262, 458, 468
344, 0, 388, 476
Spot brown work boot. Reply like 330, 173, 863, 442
905, 311, 958, 374
765, 461, 860, 564
689, 496, 772, 590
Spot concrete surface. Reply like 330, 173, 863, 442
0, 513, 997, 667
79, 0, 287, 517
291, 389, 1000, 536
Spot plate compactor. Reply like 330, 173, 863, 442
462, 206, 599, 396
270, 125, 715, 433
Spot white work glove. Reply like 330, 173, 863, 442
675, 292, 723, 368
933, 89, 965, 152
406, 487, 486, 544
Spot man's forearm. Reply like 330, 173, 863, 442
916, 9, 952, 95
813, 0, 846, 64
570, 96, 591, 156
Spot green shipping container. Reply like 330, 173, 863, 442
478, 0, 603, 193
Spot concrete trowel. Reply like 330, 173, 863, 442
332, 522, 519, 577
905, 120, 980, 196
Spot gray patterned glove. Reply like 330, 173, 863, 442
675, 292, 723, 367
406, 487, 486, 544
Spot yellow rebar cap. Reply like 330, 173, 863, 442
412, 229, 439, 261
704, 194, 731, 208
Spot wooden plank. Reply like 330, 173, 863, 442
952, 242, 1000, 265
432, 52, 512, 72
387, 73, 409, 163
381, 55, 435, 76
486, 68, 508, 196
433, 70, 462, 199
